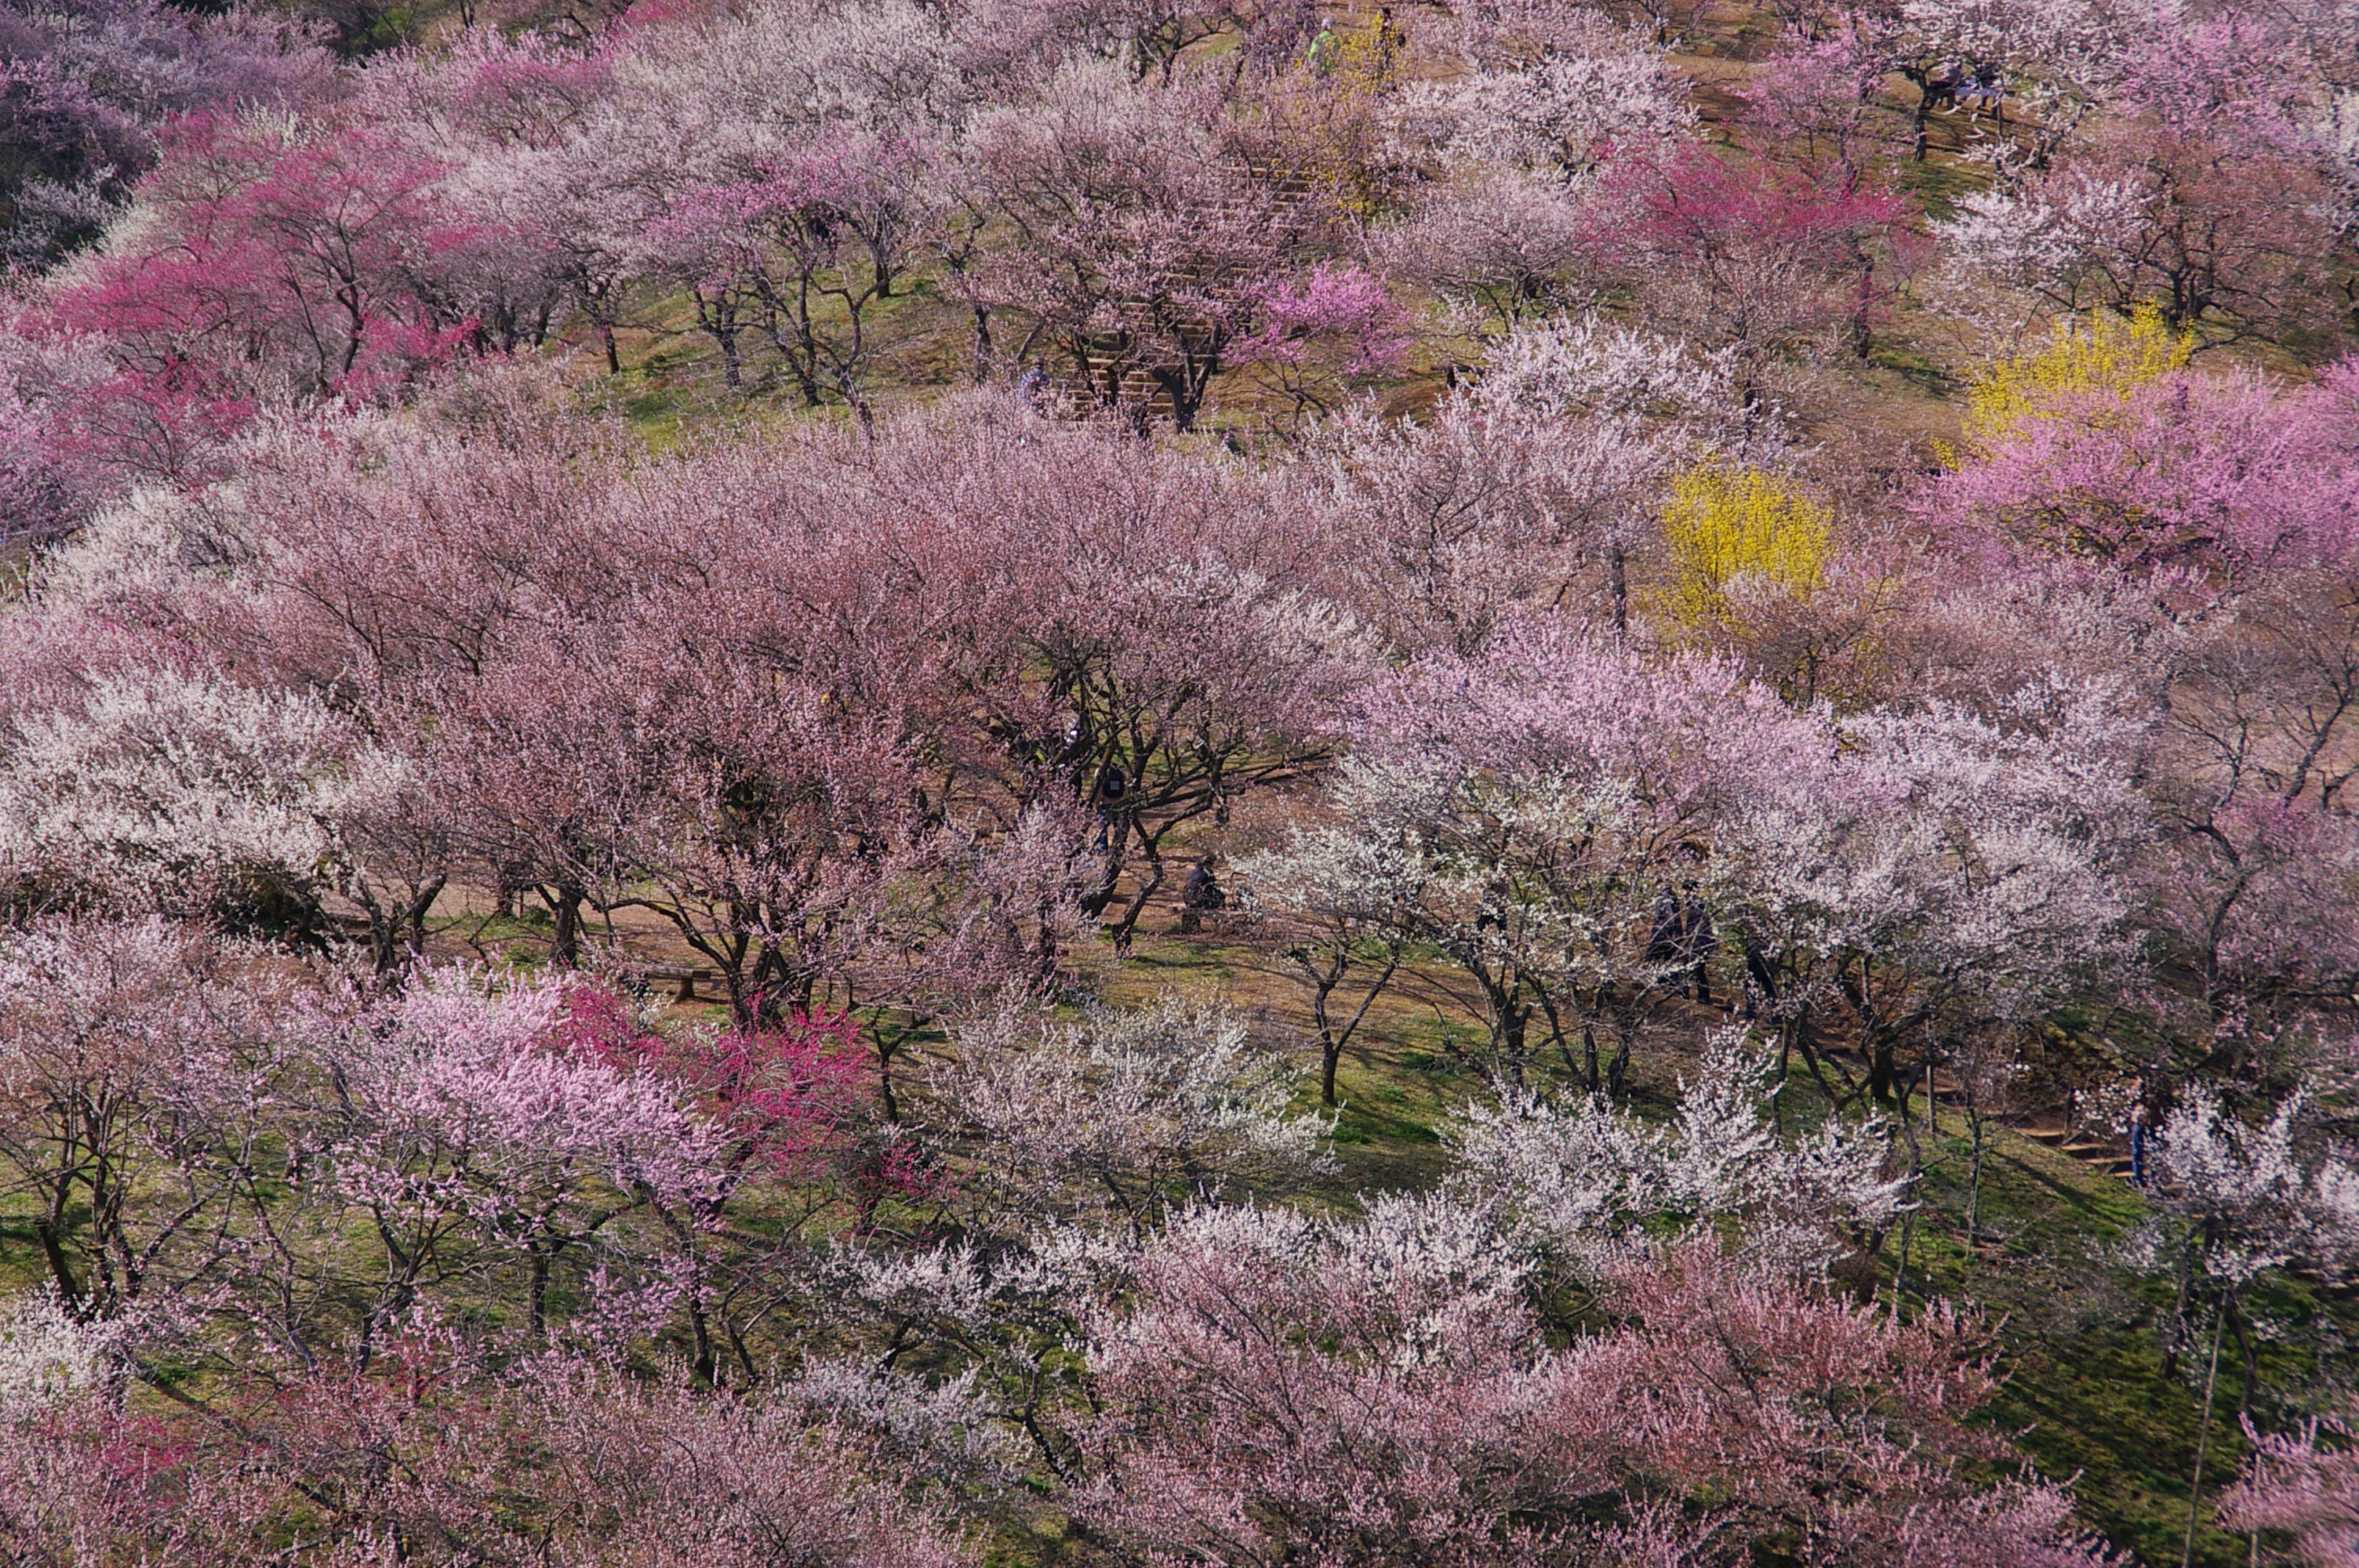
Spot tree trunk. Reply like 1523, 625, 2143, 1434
547, 885, 586, 969
2183, 1305, 2228, 1568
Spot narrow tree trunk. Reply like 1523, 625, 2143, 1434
1966, 1105, 1986, 1236
2183, 1305, 2228, 1568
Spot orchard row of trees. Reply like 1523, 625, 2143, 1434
7, 0, 2359, 1560
7, 0, 2359, 534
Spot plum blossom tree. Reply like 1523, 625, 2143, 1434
2219, 1410, 2359, 1567
1370, 169, 1598, 330
962, 59, 1307, 429
1301, 313, 1761, 652
0, 0, 333, 265
274, 967, 722, 1361
1847, 0, 2129, 168
1451, 1029, 1904, 1282
521, 1358, 979, 1568
1065, 1200, 2110, 1567
554, 982, 959, 1382
2135, 1082, 2359, 1557
932, 995, 1331, 1230
1936, 15, 2347, 347
1372, 13, 1688, 333
1932, 356, 2359, 580
0, 663, 340, 927
47, 112, 489, 412
1227, 260, 1409, 429
0, 1333, 983, 1566
576, 0, 957, 403
0, 917, 289, 1322
1718, 676, 2149, 1107
0, 319, 122, 543
1932, 355, 2359, 1048
1389, 9, 1690, 182
1250, 618, 1826, 1090
1601, 143, 1906, 380
824, 399, 1366, 941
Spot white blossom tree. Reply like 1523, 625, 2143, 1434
929, 995, 1332, 1229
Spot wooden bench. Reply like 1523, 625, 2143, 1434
632, 965, 724, 1003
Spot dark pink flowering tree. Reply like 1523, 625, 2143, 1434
46, 113, 487, 422
554, 982, 944, 1380
1607, 143, 1906, 382
1928, 366, 2359, 579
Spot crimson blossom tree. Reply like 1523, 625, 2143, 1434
1602, 141, 1906, 383
46, 113, 491, 413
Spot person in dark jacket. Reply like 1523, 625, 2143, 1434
1179, 855, 1225, 933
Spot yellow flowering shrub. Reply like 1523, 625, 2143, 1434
1659, 466, 1833, 628
1957, 305, 2193, 455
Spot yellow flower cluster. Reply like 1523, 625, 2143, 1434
1958, 305, 2193, 454
1659, 465, 1833, 627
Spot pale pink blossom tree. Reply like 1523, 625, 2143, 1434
1067, 1201, 2111, 1567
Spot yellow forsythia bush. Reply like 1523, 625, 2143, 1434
1659, 465, 1832, 627
1958, 304, 2193, 453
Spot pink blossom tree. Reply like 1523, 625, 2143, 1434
0, 917, 292, 1321
1602, 143, 1906, 382
961, 60, 1309, 430
1067, 1203, 2111, 1566
1227, 260, 1409, 428
282, 967, 722, 1359
1250, 616, 1826, 1090
0, 0, 332, 265
1936, 15, 2347, 347
2219, 1411, 2359, 1567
